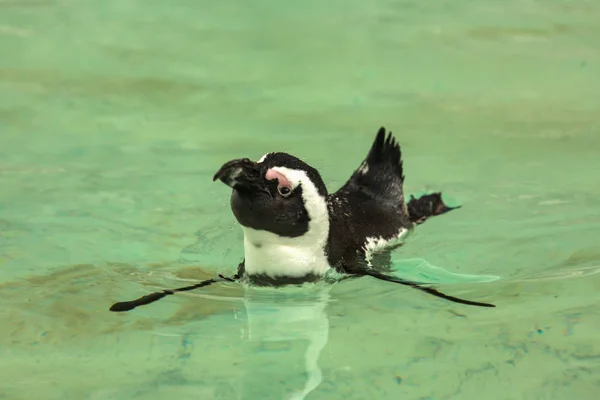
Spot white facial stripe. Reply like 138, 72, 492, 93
257, 153, 271, 164
265, 169, 291, 188
269, 167, 307, 190
269, 167, 328, 226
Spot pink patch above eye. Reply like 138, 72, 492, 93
265, 169, 291, 188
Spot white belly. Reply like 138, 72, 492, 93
242, 227, 331, 278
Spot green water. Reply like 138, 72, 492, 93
2, 0, 600, 399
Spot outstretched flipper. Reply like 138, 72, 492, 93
109, 262, 246, 312
334, 127, 406, 207
356, 269, 495, 308
407, 192, 460, 225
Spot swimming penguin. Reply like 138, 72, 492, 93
109, 127, 495, 312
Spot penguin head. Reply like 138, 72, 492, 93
213, 152, 329, 238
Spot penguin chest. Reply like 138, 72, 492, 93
242, 228, 330, 279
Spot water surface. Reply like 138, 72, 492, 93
1, 0, 599, 399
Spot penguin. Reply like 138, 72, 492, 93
109, 127, 495, 312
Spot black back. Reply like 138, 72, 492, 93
326, 127, 412, 273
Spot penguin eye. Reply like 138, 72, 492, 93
277, 186, 292, 197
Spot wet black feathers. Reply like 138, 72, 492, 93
335, 127, 406, 205
364, 126, 404, 182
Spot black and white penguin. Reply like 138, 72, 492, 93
109, 127, 494, 312
211, 127, 493, 307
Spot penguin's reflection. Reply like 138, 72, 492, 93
235, 285, 331, 400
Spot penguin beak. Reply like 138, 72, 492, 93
213, 158, 265, 191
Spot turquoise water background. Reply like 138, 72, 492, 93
1, 1, 599, 399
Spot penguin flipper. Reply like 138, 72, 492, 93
334, 126, 405, 205
355, 269, 495, 308
407, 192, 460, 224
108, 261, 246, 312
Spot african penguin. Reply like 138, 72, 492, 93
109, 127, 494, 312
